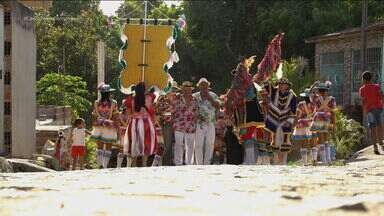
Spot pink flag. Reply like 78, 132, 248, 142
254, 33, 284, 82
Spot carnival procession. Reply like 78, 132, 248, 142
3, 1, 384, 215
55, 1, 384, 171
65, 31, 382, 170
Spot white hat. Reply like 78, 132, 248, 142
196, 77, 211, 87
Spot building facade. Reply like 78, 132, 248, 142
306, 22, 384, 107
0, 1, 50, 157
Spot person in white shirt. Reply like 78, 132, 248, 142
70, 118, 90, 170
193, 78, 221, 165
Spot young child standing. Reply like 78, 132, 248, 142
359, 71, 383, 154
70, 118, 90, 170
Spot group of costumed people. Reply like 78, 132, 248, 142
89, 32, 338, 168
224, 59, 336, 165
224, 33, 337, 166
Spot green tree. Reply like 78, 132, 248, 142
116, 0, 163, 18
50, 0, 99, 16
37, 73, 91, 118
180, 0, 384, 93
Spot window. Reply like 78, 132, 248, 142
4, 12, 10, 25
4, 71, 10, 85
351, 48, 382, 92
4, 41, 11, 56
320, 52, 344, 105
4, 132, 11, 145
4, 102, 11, 115
4, 132, 11, 153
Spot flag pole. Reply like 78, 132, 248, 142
141, 0, 148, 82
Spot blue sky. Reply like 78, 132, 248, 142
99, 1, 181, 16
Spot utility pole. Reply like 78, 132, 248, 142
360, 0, 368, 73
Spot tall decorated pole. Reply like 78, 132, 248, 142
97, 41, 105, 99
141, 0, 148, 82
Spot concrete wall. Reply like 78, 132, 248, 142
11, 1, 36, 158
314, 32, 384, 106
0, 6, 4, 153
37, 105, 72, 125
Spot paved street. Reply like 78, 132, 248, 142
0, 147, 383, 216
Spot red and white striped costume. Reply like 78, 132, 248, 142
123, 94, 158, 157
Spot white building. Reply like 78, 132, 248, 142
0, 1, 50, 158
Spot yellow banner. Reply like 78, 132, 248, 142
120, 25, 172, 90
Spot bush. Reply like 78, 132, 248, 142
330, 109, 365, 159
37, 73, 91, 118
85, 137, 98, 169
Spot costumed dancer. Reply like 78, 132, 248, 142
310, 81, 336, 165
264, 78, 297, 165
238, 82, 267, 165
224, 56, 255, 125
124, 82, 158, 167
224, 56, 267, 165
91, 83, 119, 168
292, 88, 315, 166
252, 32, 285, 165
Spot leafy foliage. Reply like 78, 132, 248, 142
85, 137, 98, 169
50, 0, 99, 16
179, 0, 384, 93
37, 73, 91, 118
330, 109, 366, 159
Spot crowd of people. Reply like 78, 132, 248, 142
60, 68, 383, 170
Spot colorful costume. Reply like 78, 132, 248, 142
238, 84, 266, 165
292, 89, 315, 165
91, 99, 118, 143
125, 94, 158, 157
310, 94, 336, 133
292, 101, 315, 143
265, 80, 297, 155
225, 58, 254, 125
310, 82, 336, 165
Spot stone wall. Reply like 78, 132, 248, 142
36, 126, 71, 154
314, 32, 384, 106
10, 1, 36, 158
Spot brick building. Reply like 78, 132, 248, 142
0, 1, 51, 157
305, 22, 384, 107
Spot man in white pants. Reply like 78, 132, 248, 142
193, 78, 221, 165
171, 81, 199, 165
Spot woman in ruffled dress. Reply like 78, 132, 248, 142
292, 88, 315, 165
310, 81, 336, 165
91, 83, 119, 168
124, 82, 158, 167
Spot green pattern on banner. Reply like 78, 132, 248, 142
118, 26, 128, 93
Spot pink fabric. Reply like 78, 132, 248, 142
254, 33, 284, 81
171, 95, 198, 133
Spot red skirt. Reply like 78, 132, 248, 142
126, 113, 158, 157
71, 146, 86, 158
